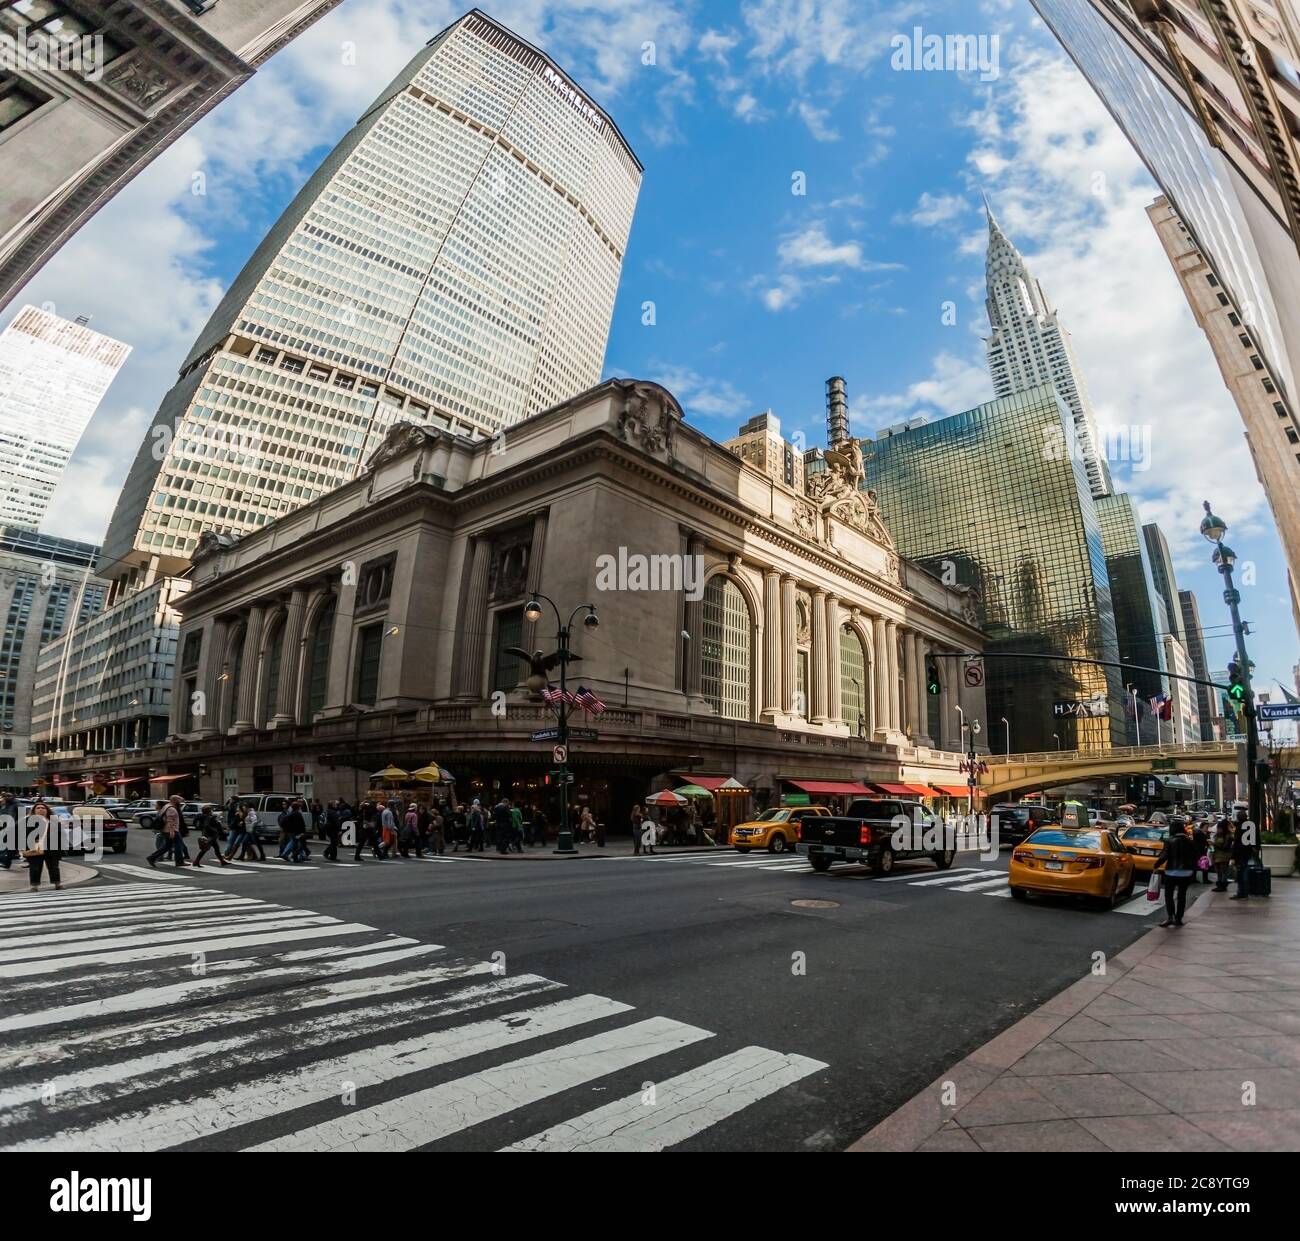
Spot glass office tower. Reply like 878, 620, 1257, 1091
1095, 494, 1170, 743
98, 8, 642, 585
864, 384, 1125, 752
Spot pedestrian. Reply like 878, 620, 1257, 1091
417, 802, 432, 855
310, 798, 325, 841
467, 801, 485, 852
323, 800, 342, 861
531, 804, 548, 848
494, 799, 514, 855
401, 804, 421, 858
23, 801, 62, 891
429, 805, 446, 855
1191, 819, 1211, 885
1156, 817, 1198, 928
191, 804, 231, 868
147, 797, 187, 868
631, 804, 645, 856
380, 801, 399, 857
0, 789, 18, 869
241, 804, 267, 860
1211, 817, 1233, 892
510, 801, 525, 853
1230, 809, 1255, 901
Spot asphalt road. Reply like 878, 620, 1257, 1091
0, 845, 1198, 1152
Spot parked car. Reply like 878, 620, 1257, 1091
1008, 826, 1137, 908
132, 800, 203, 832
733, 805, 831, 854
233, 793, 300, 843
989, 803, 1058, 846
15, 803, 129, 854
795, 799, 956, 875
1117, 823, 1169, 876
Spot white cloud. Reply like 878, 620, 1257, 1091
794, 99, 841, 142
776, 223, 901, 272
900, 191, 968, 228
649, 364, 750, 420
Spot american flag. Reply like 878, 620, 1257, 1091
575, 686, 608, 716
542, 684, 568, 707
1149, 694, 1173, 721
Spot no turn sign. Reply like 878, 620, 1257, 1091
553, 745, 568, 765
964, 661, 985, 689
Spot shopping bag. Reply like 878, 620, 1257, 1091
1146, 871, 1162, 902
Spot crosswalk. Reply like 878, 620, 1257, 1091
632, 853, 1161, 915
95, 852, 476, 885
0, 883, 826, 1152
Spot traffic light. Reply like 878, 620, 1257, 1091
1255, 760, 1274, 785
926, 658, 940, 697
1227, 660, 1247, 705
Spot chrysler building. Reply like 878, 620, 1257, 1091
984, 198, 1111, 498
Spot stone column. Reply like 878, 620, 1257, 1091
781, 576, 798, 715
826, 596, 843, 724
232, 606, 266, 732
682, 533, 705, 699
454, 537, 492, 700
273, 588, 310, 727
885, 620, 901, 733
762, 569, 783, 721
872, 615, 889, 739
914, 635, 933, 747
810, 590, 828, 723
197, 618, 229, 737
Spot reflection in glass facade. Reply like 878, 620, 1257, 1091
1095, 494, 1171, 742
100, 10, 642, 582
864, 385, 1124, 753
701, 577, 752, 721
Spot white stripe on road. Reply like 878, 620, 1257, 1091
0, 884, 208, 910
502, 1046, 827, 1152
11, 993, 633, 1151
210, 860, 319, 872
0, 896, 262, 928
0, 904, 278, 939
0, 940, 434, 1037
0, 913, 341, 964
889, 868, 987, 888
1115, 894, 1163, 915
249, 1015, 713, 1153
950, 875, 1012, 893
0, 971, 557, 1115
98, 863, 184, 881
0, 921, 375, 979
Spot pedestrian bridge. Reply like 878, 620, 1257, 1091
979, 741, 1239, 801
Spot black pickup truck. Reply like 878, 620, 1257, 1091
796, 798, 957, 875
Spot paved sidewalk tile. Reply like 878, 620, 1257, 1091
854, 882, 1300, 1152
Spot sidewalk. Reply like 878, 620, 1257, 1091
854, 880, 1300, 1152
0, 859, 99, 894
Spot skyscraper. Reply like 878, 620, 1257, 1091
35, 10, 641, 762
983, 200, 1112, 498
0, 1, 345, 312
0, 304, 129, 530
1142, 520, 1183, 643
864, 384, 1125, 753
1032, 0, 1300, 632
99, 8, 642, 584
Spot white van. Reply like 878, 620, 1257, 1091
234, 793, 300, 843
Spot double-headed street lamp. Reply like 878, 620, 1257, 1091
1200, 502, 1264, 843
956, 706, 983, 817
522, 593, 599, 855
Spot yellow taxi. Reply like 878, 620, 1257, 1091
1118, 823, 1170, 876
1009, 825, 1137, 908
733, 806, 831, 855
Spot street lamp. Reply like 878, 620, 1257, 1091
1053, 733, 1062, 751
1001, 716, 1010, 757
852, 677, 867, 738
523, 593, 599, 855
1201, 501, 1264, 845
956, 707, 983, 816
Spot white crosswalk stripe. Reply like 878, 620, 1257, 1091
0, 883, 826, 1152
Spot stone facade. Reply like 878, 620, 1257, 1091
43, 379, 987, 828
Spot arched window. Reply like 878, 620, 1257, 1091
926, 655, 942, 742
700, 577, 752, 721
305, 598, 336, 719
262, 618, 286, 723
840, 625, 870, 737
223, 627, 245, 730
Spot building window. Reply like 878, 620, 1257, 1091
181, 676, 197, 732
0, 74, 49, 131
840, 625, 869, 736
353, 623, 383, 706
1251, 356, 1264, 371
253, 765, 274, 794
224, 628, 245, 729
262, 621, 285, 720
796, 650, 809, 718
493, 607, 524, 693
1263, 377, 1276, 393
700, 577, 751, 721
305, 598, 336, 718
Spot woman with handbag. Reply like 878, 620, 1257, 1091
24, 802, 62, 891
1155, 818, 1198, 928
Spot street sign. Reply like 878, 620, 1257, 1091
963, 661, 985, 688
532, 729, 561, 743
549, 770, 575, 785
1260, 704, 1300, 722
1152, 759, 1176, 772
553, 745, 568, 765
568, 728, 599, 742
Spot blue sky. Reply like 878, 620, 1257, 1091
16, 0, 1298, 703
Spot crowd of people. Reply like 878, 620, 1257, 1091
1153, 809, 1264, 927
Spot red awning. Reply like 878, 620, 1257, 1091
901, 783, 942, 797
872, 783, 916, 796
671, 774, 733, 792
51, 778, 79, 787
148, 773, 192, 783
932, 784, 973, 797
788, 780, 873, 796
111, 776, 143, 785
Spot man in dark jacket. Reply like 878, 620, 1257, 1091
1230, 809, 1256, 901
494, 799, 514, 855
1156, 818, 1199, 927
280, 800, 309, 863
1190, 821, 1211, 884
